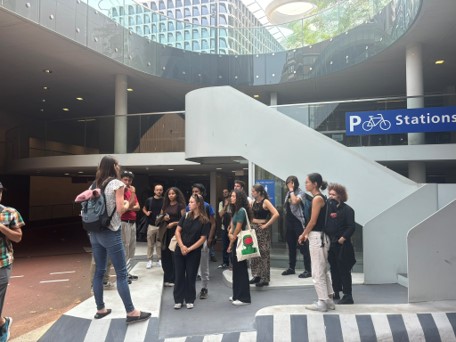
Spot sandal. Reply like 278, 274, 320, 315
126, 311, 151, 324
94, 309, 112, 319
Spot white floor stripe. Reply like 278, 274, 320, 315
371, 314, 393, 341
307, 314, 326, 342
83, 319, 111, 342
202, 333, 224, 342
402, 313, 425, 342
432, 312, 456, 342
124, 320, 149, 342
10, 275, 24, 278
50, 271, 76, 275
39, 279, 69, 283
238, 331, 257, 342
340, 314, 361, 342
164, 337, 187, 342
274, 313, 291, 342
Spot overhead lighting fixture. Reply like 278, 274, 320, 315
168, 168, 174, 171
435, 59, 445, 65
43, 69, 52, 73
76, 97, 84, 101
253, 94, 260, 98
127, 88, 134, 92
43, 86, 48, 90
77, 171, 84, 174
64, 173, 70, 176
62, 108, 69, 111
266, 0, 317, 25
216, 167, 222, 170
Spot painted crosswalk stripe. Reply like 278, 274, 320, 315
40, 279, 69, 283
202, 333, 223, 342
164, 337, 187, 342
274, 313, 290, 342
340, 314, 361, 342
432, 312, 456, 341
84, 319, 111, 342
371, 314, 393, 341
238, 331, 256, 342
308, 314, 326, 342
402, 313, 425, 341
11, 275, 24, 278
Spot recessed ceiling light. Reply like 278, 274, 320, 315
253, 94, 260, 98
63, 108, 69, 111
216, 167, 222, 170
43, 69, 52, 73
64, 173, 70, 176
43, 86, 48, 90
78, 171, 84, 174
435, 59, 445, 65
76, 97, 84, 101
127, 88, 134, 92
168, 168, 174, 171
42, 99, 46, 102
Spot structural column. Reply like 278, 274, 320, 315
406, 44, 426, 182
114, 74, 128, 154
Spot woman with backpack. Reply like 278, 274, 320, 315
298, 172, 335, 313
173, 193, 210, 309
90, 156, 151, 324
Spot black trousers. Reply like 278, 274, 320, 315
173, 249, 201, 304
230, 246, 251, 303
221, 228, 230, 266
328, 241, 353, 295
161, 229, 175, 283
285, 217, 311, 272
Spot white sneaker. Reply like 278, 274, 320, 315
306, 300, 328, 312
186, 303, 194, 309
229, 296, 233, 302
326, 298, 336, 310
146, 260, 153, 269
232, 300, 250, 306
174, 303, 182, 309
157, 260, 162, 267
164, 282, 175, 287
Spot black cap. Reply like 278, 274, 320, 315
121, 170, 134, 179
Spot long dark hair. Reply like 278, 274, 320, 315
162, 187, 186, 210
95, 155, 119, 188
308, 173, 328, 191
188, 194, 209, 224
285, 175, 299, 191
232, 189, 252, 221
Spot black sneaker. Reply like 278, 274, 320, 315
298, 270, 311, 278
199, 288, 208, 299
338, 294, 354, 304
210, 255, 217, 262
256, 280, 269, 287
217, 263, 228, 269
128, 274, 139, 281
281, 268, 295, 276
249, 276, 260, 284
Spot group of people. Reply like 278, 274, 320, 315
87, 156, 356, 319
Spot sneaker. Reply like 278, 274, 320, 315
298, 271, 311, 278
229, 296, 233, 302
164, 282, 175, 287
306, 300, 328, 312
1, 317, 12, 341
326, 298, 336, 310
156, 260, 162, 267
256, 280, 269, 287
174, 303, 182, 310
218, 263, 228, 269
338, 294, 354, 305
281, 268, 295, 276
249, 276, 260, 284
199, 288, 208, 299
210, 255, 217, 262
232, 300, 250, 306
186, 303, 194, 309
128, 274, 139, 281
146, 260, 153, 269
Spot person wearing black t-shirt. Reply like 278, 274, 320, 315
143, 184, 164, 269
173, 194, 210, 309
326, 183, 356, 305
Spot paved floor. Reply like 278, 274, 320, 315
30, 243, 456, 341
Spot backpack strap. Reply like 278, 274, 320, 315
100, 177, 116, 220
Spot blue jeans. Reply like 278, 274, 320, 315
90, 229, 135, 313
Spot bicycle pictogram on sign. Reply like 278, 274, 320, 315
361, 113, 392, 131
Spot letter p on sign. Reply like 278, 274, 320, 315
349, 115, 361, 132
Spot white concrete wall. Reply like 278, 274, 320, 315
363, 184, 438, 284
408, 198, 456, 302
185, 86, 419, 225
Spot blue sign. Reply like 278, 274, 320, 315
256, 179, 275, 206
345, 106, 456, 136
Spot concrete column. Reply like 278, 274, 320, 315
248, 161, 255, 193
270, 92, 278, 106
406, 44, 426, 182
210, 171, 217, 211
114, 74, 128, 154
